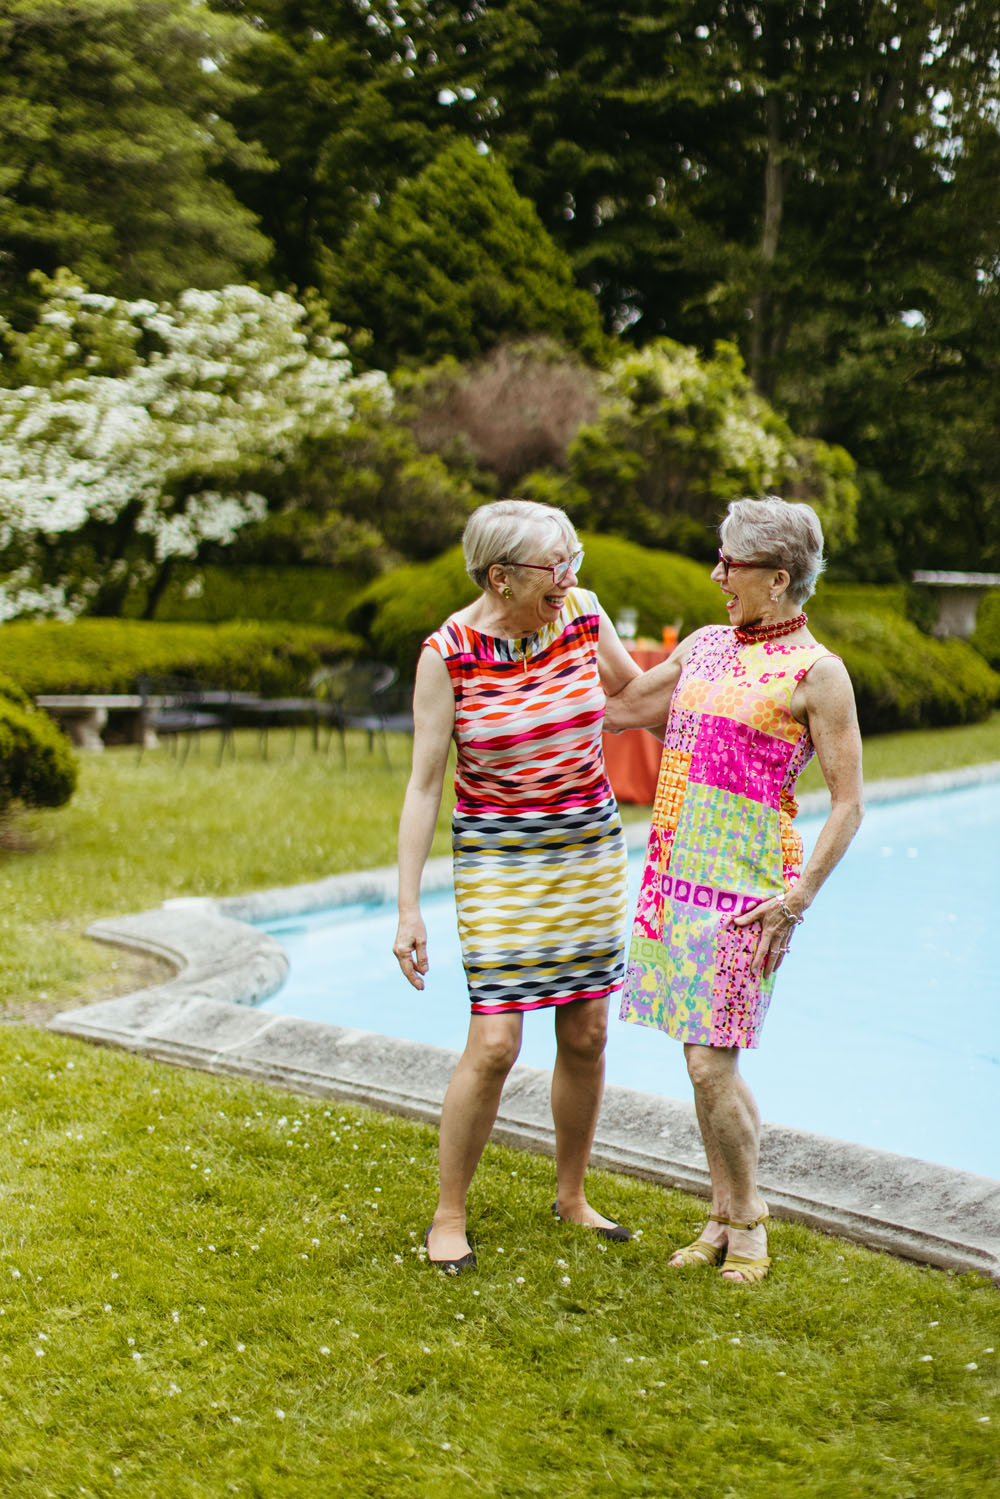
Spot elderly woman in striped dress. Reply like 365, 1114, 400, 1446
393, 500, 642, 1273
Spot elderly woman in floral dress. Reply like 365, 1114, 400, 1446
605, 496, 864, 1283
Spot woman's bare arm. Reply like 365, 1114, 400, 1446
602, 627, 705, 733
393, 648, 455, 990
733, 654, 864, 975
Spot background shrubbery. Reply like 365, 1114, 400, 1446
809, 605, 1000, 735
970, 590, 1000, 670
6, 552, 996, 745
344, 545, 1000, 737
124, 565, 361, 629
0, 673, 77, 814
0, 620, 359, 698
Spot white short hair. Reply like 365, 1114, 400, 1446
720, 495, 825, 604
462, 499, 579, 590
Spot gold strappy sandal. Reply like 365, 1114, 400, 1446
669, 1212, 729, 1269
719, 1201, 771, 1284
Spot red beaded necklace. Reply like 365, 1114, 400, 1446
734, 611, 808, 645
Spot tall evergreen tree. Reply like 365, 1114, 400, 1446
0, 0, 272, 311
325, 138, 607, 368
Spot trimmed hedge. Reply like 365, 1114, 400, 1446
125, 565, 363, 629
345, 532, 725, 676
808, 605, 1000, 734
0, 672, 77, 813
970, 590, 1000, 670
345, 538, 1000, 735
0, 620, 361, 698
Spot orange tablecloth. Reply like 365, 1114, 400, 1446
602, 644, 668, 805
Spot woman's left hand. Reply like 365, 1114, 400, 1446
727, 898, 797, 978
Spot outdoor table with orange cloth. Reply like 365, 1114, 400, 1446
602, 638, 672, 804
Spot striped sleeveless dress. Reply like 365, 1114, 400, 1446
620, 625, 834, 1049
423, 588, 628, 1015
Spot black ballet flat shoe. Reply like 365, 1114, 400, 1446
424, 1226, 477, 1275
552, 1201, 632, 1243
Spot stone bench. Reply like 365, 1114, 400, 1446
35, 694, 152, 751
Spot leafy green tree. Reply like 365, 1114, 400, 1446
459, 2, 1000, 572
229, 398, 484, 575
0, 0, 271, 310
210, 0, 473, 294
324, 139, 607, 368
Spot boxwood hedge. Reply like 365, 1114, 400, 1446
345, 536, 1000, 736
0, 673, 77, 813
0, 620, 361, 698
970, 590, 1000, 671
127, 565, 362, 629
809, 605, 1000, 734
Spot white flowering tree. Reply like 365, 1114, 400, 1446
0, 273, 389, 617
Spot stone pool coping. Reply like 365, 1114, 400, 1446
51, 762, 1000, 1283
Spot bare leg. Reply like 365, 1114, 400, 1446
427, 1011, 523, 1261
677, 1043, 767, 1276
550, 996, 619, 1229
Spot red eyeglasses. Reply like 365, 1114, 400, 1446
510, 548, 584, 587
717, 548, 761, 580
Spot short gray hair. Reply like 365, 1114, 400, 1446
720, 496, 825, 604
462, 499, 579, 591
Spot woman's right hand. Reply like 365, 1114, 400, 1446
393, 912, 429, 990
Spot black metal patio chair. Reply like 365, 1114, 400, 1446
137, 677, 235, 764
311, 661, 414, 766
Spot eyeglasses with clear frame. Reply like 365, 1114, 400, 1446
717, 547, 761, 580
509, 547, 584, 587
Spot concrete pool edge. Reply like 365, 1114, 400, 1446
51, 762, 1000, 1283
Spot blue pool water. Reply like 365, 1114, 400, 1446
258, 782, 1000, 1178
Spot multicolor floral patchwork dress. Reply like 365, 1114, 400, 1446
423, 588, 627, 1016
620, 625, 835, 1049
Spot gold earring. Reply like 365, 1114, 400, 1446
501, 586, 513, 599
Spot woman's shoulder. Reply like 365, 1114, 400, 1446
682, 622, 730, 657
422, 616, 470, 658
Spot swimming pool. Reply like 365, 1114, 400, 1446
258, 781, 1000, 1178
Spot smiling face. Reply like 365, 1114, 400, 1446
495, 527, 582, 633
711, 548, 770, 628
711, 536, 792, 628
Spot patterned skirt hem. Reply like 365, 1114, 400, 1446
619, 1007, 762, 1049
470, 981, 623, 1016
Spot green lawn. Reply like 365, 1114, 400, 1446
1, 716, 998, 1495
1, 1025, 998, 1499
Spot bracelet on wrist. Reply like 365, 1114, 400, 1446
778, 900, 805, 926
